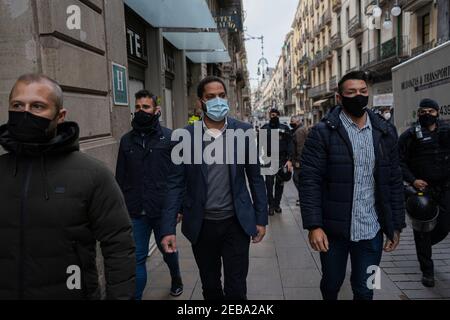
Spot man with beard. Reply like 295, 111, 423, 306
0, 74, 135, 300
398, 98, 450, 288
116, 90, 183, 300
299, 71, 405, 300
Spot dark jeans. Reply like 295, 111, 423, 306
265, 174, 284, 208
320, 231, 383, 300
413, 189, 450, 277
192, 216, 250, 300
132, 215, 181, 300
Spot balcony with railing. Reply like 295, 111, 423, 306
309, 57, 316, 70
316, 50, 324, 63
309, 82, 327, 98
319, 16, 325, 31
329, 76, 338, 91
348, 15, 363, 38
411, 41, 435, 57
323, 8, 332, 25
365, 0, 376, 13
400, 0, 433, 12
332, 0, 342, 12
330, 33, 342, 50
322, 46, 332, 60
314, 23, 321, 37
300, 54, 309, 65
361, 36, 410, 71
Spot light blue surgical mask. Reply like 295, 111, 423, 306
203, 97, 229, 122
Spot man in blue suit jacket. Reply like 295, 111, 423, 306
161, 76, 268, 300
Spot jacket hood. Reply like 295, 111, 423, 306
322, 105, 389, 135
0, 121, 80, 157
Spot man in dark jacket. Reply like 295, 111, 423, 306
0, 74, 135, 300
299, 71, 405, 300
398, 98, 450, 287
160, 76, 268, 300
290, 116, 309, 206
116, 90, 183, 300
261, 109, 293, 215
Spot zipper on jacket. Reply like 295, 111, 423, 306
336, 128, 355, 238
18, 161, 33, 300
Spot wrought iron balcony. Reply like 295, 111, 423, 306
330, 33, 342, 50
323, 8, 332, 25
309, 82, 327, 98
332, 0, 342, 12
411, 41, 435, 57
400, 0, 433, 12
361, 36, 410, 71
322, 46, 332, 60
348, 15, 363, 38
314, 24, 321, 37
329, 76, 338, 91
300, 54, 310, 65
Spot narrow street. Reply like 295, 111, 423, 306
143, 181, 450, 300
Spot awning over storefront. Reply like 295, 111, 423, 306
124, 0, 229, 63
124, 0, 216, 29
185, 51, 231, 63
162, 32, 227, 51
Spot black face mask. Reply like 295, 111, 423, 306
7, 111, 56, 143
290, 123, 297, 130
341, 95, 369, 118
132, 111, 159, 133
419, 114, 438, 128
269, 117, 280, 127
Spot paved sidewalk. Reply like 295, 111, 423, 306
142, 181, 450, 300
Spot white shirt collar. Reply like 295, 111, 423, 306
203, 117, 228, 138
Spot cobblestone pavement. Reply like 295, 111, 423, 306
143, 181, 450, 300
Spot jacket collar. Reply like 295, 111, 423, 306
131, 120, 163, 138
323, 105, 388, 135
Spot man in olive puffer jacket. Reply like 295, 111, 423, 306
0, 74, 136, 300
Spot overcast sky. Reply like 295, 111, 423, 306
242, 0, 298, 89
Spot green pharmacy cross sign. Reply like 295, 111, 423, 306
112, 62, 129, 106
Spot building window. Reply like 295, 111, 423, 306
338, 53, 342, 78
346, 7, 350, 32
422, 13, 430, 44
337, 15, 341, 35
357, 43, 362, 67
346, 49, 351, 71
357, 0, 361, 21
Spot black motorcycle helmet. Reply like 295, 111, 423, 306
406, 192, 439, 232
276, 165, 292, 182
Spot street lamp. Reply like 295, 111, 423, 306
391, 0, 402, 17
383, 11, 392, 30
